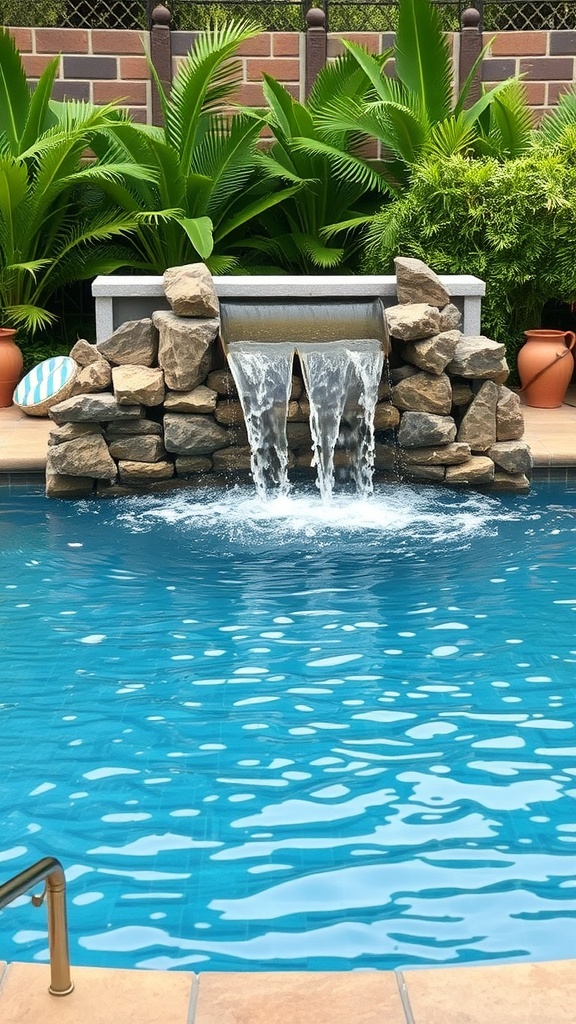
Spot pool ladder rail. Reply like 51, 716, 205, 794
0, 856, 74, 996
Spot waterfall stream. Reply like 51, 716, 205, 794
222, 300, 387, 501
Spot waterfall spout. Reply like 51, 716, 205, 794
221, 299, 388, 501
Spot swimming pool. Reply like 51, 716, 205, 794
2, 482, 576, 973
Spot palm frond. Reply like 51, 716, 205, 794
165, 19, 260, 167
395, 0, 452, 124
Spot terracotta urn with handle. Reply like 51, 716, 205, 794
517, 329, 576, 408
0, 327, 24, 408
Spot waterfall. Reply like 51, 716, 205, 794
226, 342, 294, 500
298, 341, 383, 501
221, 300, 387, 501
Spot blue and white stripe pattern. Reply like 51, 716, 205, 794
13, 356, 76, 408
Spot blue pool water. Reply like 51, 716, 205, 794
2, 482, 576, 973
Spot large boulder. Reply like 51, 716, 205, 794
448, 336, 508, 381
50, 393, 142, 425
108, 435, 167, 463
457, 380, 498, 451
46, 434, 117, 479
163, 413, 230, 455
445, 456, 495, 485
386, 303, 442, 341
163, 263, 220, 318
97, 319, 158, 367
488, 440, 532, 475
112, 365, 165, 407
71, 358, 112, 394
394, 256, 451, 308
152, 310, 217, 391
398, 412, 457, 448
392, 371, 452, 415
164, 385, 218, 413
496, 386, 524, 440
403, 330, 461, 375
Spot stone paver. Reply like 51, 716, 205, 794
401, 960, 576, 1024
0, 963, 195, 1024
193, 971, 407, 1024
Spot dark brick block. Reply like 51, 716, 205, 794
482, 58, 516, 81
62, 55, 117, 80
519, 56, 574, 80
52, 80, 91, 101
550, 31, 576, 55
171, 32, 198, 56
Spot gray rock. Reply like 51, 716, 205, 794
49, 422, 103, 445
497, 386, 524, 440
386, 303, 442, 341
175, 456, 213, 475
445, 456, 495, 485
164, 385, 218, 413
438, 303, 462, 331
206, 369, 238, 396
401, 442, 471, 466
488, 440, 532, 475
392, 371, 452, 415
164, 413, 230, 455
394, 256, 451, 308
374, 404, 401, 430
291, 376, 304, 401
457, 380, 498, 451
287, 422, 313, 448
404, 464, 446, 481
448, 336, 509, 381
97, 319, 158, 367
452, 382, 474, 407
106, 420, 162, 438
152, 310, 217, 391
47, 434, 117, 480
108, 435, 167, 463
390, 365, 419, 383
491, 470, 530, 493
71, 358, 112, 394
45, 473, 95, 498
212, 446, 253, 471
112, 365, 165, 407
118, 460, 174, 482
69, 339, 101, 367
163, 263, 219, 318
214, 401, 246, 427
398, 412, 457, 448
287, 400, 307, 422
49, 393, 142, 425
403, 330, 461, 375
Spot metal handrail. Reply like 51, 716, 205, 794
0, 856, 74, 996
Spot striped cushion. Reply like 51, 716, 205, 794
13, 356, 77, 410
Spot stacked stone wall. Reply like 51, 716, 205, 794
44, 259, 531, 499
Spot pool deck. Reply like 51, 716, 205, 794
1, 394, 576, 1021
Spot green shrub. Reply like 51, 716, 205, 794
0, 0, 66, 26
363, 147, 576, 374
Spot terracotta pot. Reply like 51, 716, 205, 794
0, 328, 24, 408
517, 329, 576, 408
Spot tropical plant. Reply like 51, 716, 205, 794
363, 147, 576, 372
238, 53, 390, 272
90, 19, 301, 275
308, 0, 534, 193
0, 28, 153, 335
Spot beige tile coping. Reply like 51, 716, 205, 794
0, 963, 195, 1024
401, 960, 576, 1024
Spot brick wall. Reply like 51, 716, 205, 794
9, 27, 152, 123
9, 26, 576, 126
482, 30, 576, 119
